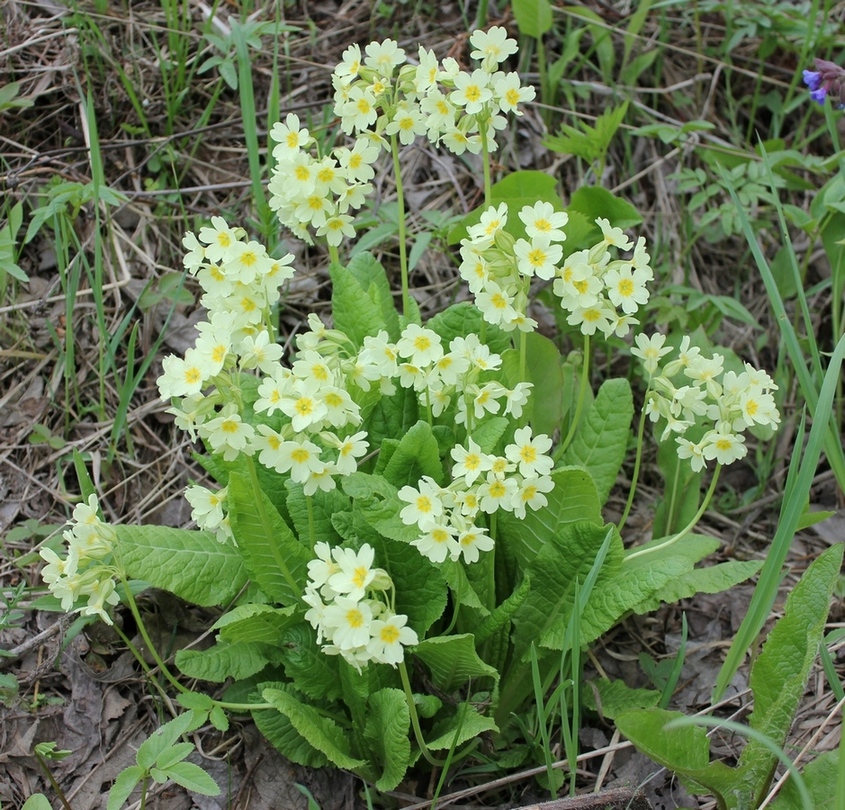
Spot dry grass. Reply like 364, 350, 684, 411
1, 0, 843, 808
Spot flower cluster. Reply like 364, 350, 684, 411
332, 27, 534, 153
355, 326, 532, 431
554, 219, 654, 338
267, 115, 380, 245
268, 26, 535, 245
303, 543, 418, 671
459, 204, 654, 338
40, 495, 121, 625
803, 58, 845, 109
460, 201, 568, 333
398, 425, 554, 564
632, 334, 780, 471
157, 220, 374, 524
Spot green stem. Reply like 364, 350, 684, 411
120, 575, 189, 694
480, 120, 493, 207
399, 660, 443, 767
625, 464, 722, 563
557, 334, 591, 456
328, 243, 340, 266
397, 661, 478, 769
35, 754, 74, 810
617, 398, 648, 533
389, 134, 410, 316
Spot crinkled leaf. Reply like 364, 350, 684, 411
115, 525, 246, 606
615, 707, 730, 795
340, 473, 419, 543
253, 683, 328, 768
475, 572, 531, 645
262, 687, 367, 771
580, 536, 719, 643
215, 604, 300, 644
278, 624, 342, 702
425, 704, 498, 750
382, 420, 444, 488
498, 468, 602, 569
361, 526, 447, 634
583, 678, 660, 720
770, 749, 841, 810
414, 634, 498, 691
426, 302, 511, 355
161, 761, 220, 796
286, 481, 348, 547
175, 640, 272, 683
562, 377, 633, 505
440, 558, 488, 614
345, 252, 400, 339
736, 544, 844, 800
632, 560, 763, 614
330, 260, 388, 348
501, 334, 564, 436
512, 520, 622, 658
471, 416, 510, 454
363, 688, 411, 791
228, 469, 310, 606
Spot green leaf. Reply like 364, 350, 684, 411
175, 640, 273, 682
426, 704, 498, 750
330, 260, 388, 348
568, 186, 643, 230
278, 624, 342, 702
439, 557, 488, 614
136, 712, 200, 770
475, 571, 531, 645
340, 473, 419, 544
736, 544, 844, 801
253, 683, 328, 768
215, 604, 300, 644
346, 252, 400, 339
583, 678, 660, 720
414, 634, 498, 691
382, 420, 444, 488
615, 707, 726, 793
162, 761, 220, 795
115, 525, 247, 606
511, 520, 622, 657
107, 766, 144, 810
360, 527, 447, 634
262, 688, 367, 771
426, 302, 511, 355
363, 688, 411, 791
631, 560, 763, 614
285, 482, 348, 547
228, 468, 309, 605
512, 0, 552, 38
580, 535, 720, 643
770, 749, 841, 809
448, 172, 563, 244
497, 468, 603, 568
562, 377, 633, 505
155, 741, 193, 769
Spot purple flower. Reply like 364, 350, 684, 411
803, 58, 845, 109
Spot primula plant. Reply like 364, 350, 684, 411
41, 27, 782, 800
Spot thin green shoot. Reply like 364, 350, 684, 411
658, 612, 687, 709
